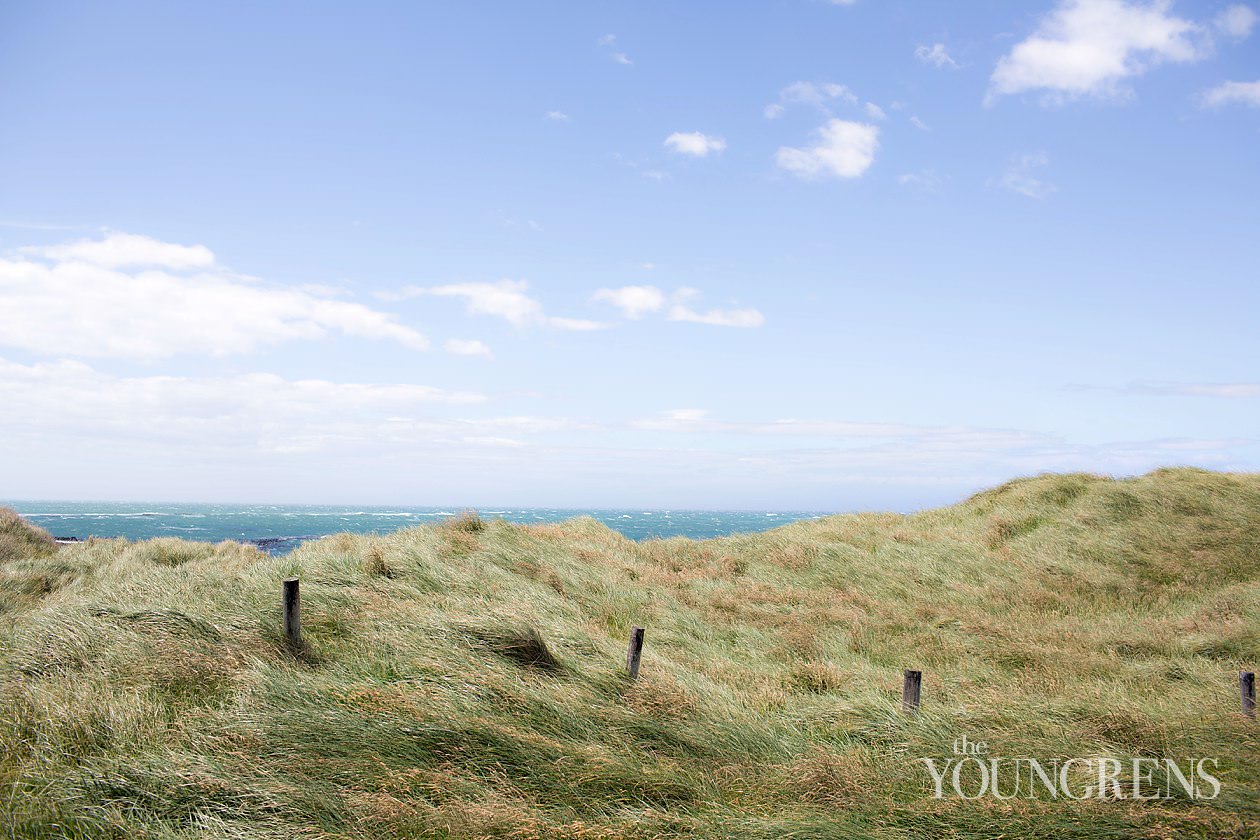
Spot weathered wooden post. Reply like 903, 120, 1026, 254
1242, 671, 1256, 719
283, 577, 302, 650
902, 669, 922, 714
626, 626, 646, 680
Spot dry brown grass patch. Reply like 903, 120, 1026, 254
786, 661, 848, 694
364, 543, 392, 577
765, 541, 818, 570
773, 617, 823, 660
441, 528, 482, 556
1079, 709, 1168, 754
625, 674, 699, 719
0, 507, 56, 562
782, 747, 871, 806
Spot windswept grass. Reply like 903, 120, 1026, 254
1, 468, 1258, 838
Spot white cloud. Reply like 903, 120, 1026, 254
0, 359, 638, 465
667, 289, 764, 328
668, 306, 765, 328
632, 409, 1047, 443
461, 436, 527, 448
0, 232, 429, 359
592, 286, 764, 327
909, 115, 930, 131
395, 280, 539, 326
898, 170, 944, 191
864, 102, 887, 120
767, 81, 858, 119
625, 409, 1252, 489
597, 33, 632, 65
547, 316, 607, 331
788, 81, 857, 106
21, 232, 215, 269
664, 132, 727, 157
444, 338, 494, 359
2, 353, 1250, 503
390, 279, 605, 331
988, 0, 1209, 104
545, 110, 571, 121
1101, 380, 1260, 397
591, 285, 666, 319
775, 119, 879, 180
640, 408, 709, 428
1215, 4, 1258, 38
0, 357, 488, 454
1200, 79, 1260, 107
915, 43, 959, 69
297, 283, 352, 298
997, 152, 1055, 199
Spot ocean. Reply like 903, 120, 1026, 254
5, 501, 830, 555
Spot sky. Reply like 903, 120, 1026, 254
1, 0, 1258, 510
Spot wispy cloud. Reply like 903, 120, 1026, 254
593, 286, 765, 328
0, 357, 486, 454
628, 409, 1251, 489
21, 231, 214, 269
1215, 4, 1258, 38
996, 152, 1055, 199
632, 409, 1044, 444
388, 279, 605, 331
1200, 79, 1260, 107
1078, 381, 1260, 397
916, 43, 959, 69
0, 232, 429, 359
987, 0, 1209, 105
547, 316, 607, 332
898, 170, 944, 192
664, 132, 727, 157
597, 33, 632, 65
591, 285, 665, 319
909, 115, 930, 131
667, 288, 764, 328
765, 81, 857, 119
775, 119, 879, 180
0, 358, 617, 461
545, 110, 571, 121
444, 338, 494, 359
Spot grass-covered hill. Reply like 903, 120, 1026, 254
1, 468, 1258, 839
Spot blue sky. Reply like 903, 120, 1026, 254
1, 0, 1258, 509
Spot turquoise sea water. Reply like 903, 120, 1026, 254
5, 501, 829, 555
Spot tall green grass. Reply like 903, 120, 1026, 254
1, 468, 1258, 838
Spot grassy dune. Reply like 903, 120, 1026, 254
1, 468, 1259, 838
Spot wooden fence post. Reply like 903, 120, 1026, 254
1242, 671, 1256, 719
626, 626, 646, 680
902, 669, 922, 714
283, 577, 302, 650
